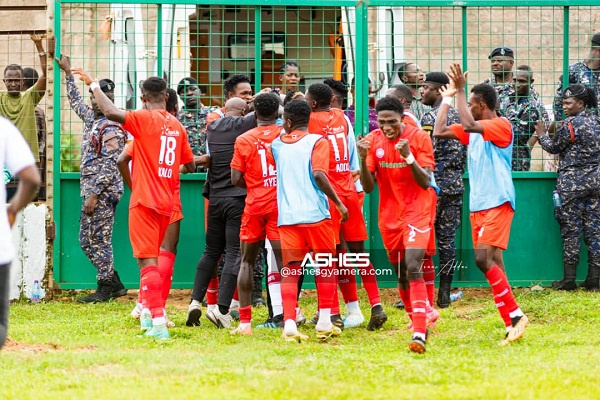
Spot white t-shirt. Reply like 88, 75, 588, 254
1, 116, 35, 264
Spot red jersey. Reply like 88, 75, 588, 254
122, 109, 194, 216
231, 124, 283, 215
124, 141, 182, 214
308, 109, 355, 196
365, 125, 435, 231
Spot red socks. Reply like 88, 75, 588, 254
399, 287, 413, 320
409, 280, 427, 335
282, 263, 301, 322
207, 276, 219, 305
315, 265, 336, 312
239, 305, 252, 324
485, 265, 519, 327
140, 265, 164, 319
157, 250, 175, 308
233, 286, 239, 302
422, 255, 435, 306
338, 266, 359, 304
361, 262, 381, 306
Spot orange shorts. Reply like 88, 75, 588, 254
470, 202, 514, 250
279, 219, 336, 266
329, 193, 368, 243
240, 208, 280, 243
381, 220, 433, 264
170, 190, 183, 224
129, 205, 171, 259
358, 191, 365, 209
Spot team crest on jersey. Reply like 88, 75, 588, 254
376, 148, 385, 159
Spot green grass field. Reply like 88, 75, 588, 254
1, 288, 600, 400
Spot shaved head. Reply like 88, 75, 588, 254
225, 97, 248, 117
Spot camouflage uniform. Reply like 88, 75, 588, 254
504, 95, 549, 171
553, 62, 600, 121
484, 76, 515, 116
177, 106, 217, 157
538, 110, 600, 288
66, 75, 125, 283
421, 106, 466, 280
410, 97, 430, 122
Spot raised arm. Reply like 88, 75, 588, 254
30, 34, 48, 96
447, 63, 483, 133
432, 84, 459, 140
56, 55, 93, 121
74, 68, 126, 124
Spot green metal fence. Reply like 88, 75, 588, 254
53, 0, 600, 288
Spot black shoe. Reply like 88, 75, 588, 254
579, 279, 600, 292
110, 270, 127, 299
394, 300, 405, 310
186, 303, 202, 327
331, 314, 344, 331
367, 304, 388, 331
252, 291, 266, 307
436, 286, 451, 308
551, 279, 577, 291
307, 312, 319, 325
76, 281, 112, 303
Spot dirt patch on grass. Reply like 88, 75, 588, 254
2, 339, 98, 353
3, 338, 64, 353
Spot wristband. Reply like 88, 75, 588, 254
38, 51, 46, 57
405, 153, 415, 165
90, 81, 100, 91
442, 97, 452, 106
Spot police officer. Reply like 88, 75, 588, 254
537, 84, 600, 292
56, 55, 127, 303
177, 77, 217, 166
484, 47, 515, 116
420, 72, 467, 307
553, 32, 600, 121
504, 65, 549, 171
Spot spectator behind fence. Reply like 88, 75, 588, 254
278, 60, 301, 98
0, 35, 49, 201
0, 116, 41, 350
22, 67, 46, 200
177, 76, 218, 169
206, 74, 253, 126
345, 77, 378, 134
553, 32, 600, 121
386, 84, 422, 128
504, 65, 549, 171
537, 84, 600, 292
397, 62, 430, 121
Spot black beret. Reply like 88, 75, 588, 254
488, 47, 514, 59
177, 77, 199, 95
89, 78, 115, 93
423, 72, 450, 86
592, 32, 600, 46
